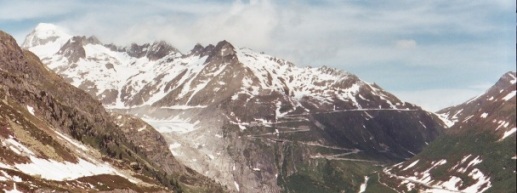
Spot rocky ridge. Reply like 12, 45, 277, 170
0, 29, 223, 192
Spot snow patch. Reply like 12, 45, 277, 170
15, 157, 119, 181
169, 142, 181, 149
26, 105, 35, 116
463, 168, 491, 192
55, 131, 89, 151
4, 136, 35, 156
435, 113, 455, 128
502, 90, 516, 101
234, 181, 240, 192
500, 127, 516, 140
402, 160, 419, 171
441, 176, 463, 191
4, 183, 22, 193
358, 176, 369, 193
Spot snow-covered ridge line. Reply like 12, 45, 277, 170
23, 23, 417, 112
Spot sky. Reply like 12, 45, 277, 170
0, 0, 515, 111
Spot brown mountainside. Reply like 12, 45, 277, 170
0, 30, 224, 192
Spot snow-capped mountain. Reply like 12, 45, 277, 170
23, 23, 415, 111
22, 23, 447, 192
0, 30, 223, 192
438, 71, 516, 139
378, 72, 516, 193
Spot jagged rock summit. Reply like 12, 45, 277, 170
22, 23, 448, 193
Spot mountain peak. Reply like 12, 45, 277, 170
484, 71, 517, 97
34, 23, 60, 32
214, 40, 236, 56
147, 40, 180, 60
189, 43, 215, 57
502, 71, 516, 84
21, 23, 71, 48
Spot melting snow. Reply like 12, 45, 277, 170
441, 176, 463, 191
169, 142, 181, 149
0, 170, 22, 182
358, 176, 369, 193
435, 113, 455, 128
495, 120, 510, 130
55, 131, 89, 151
26, 105, 35, 116
386, 157, 491, 193
463, 168, 491, 192
4, 137, 35, 156
502, 91, 516, 101
500, 127, 516, 140
480, 113, 488, 118
137, 126, 147, 132
234, 181, 240, 192
0, 162, 12, 170
402, 160, 419, 171
15, 157, 120, 181
4, 183, 22, 193
467, 156, 482, 168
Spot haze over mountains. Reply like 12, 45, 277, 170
0, 23, 514, 193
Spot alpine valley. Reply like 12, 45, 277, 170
0, 23, 513, 193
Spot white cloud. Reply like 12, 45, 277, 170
0, 1, 75, 21
395, 39, 417, 49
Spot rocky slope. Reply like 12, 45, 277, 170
377, 72, 516, 193
23, 23, 447, 192
0, 30, 223, 192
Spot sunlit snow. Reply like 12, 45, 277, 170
26, 105, 35, 116
15, 157, 119, 181
502, 91, 516, 101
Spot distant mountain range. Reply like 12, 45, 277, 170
0, 23, 513, 193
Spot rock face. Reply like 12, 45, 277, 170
0, 30, 223, 192
23, 23, 447, 192
378, 72, 516, 193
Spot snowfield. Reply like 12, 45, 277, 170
14, 157, 123, 181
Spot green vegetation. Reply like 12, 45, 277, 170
388, 128, 516, 193
364, 173, 398, 193
272, 140, 385, 193
281, 159, 383, 193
